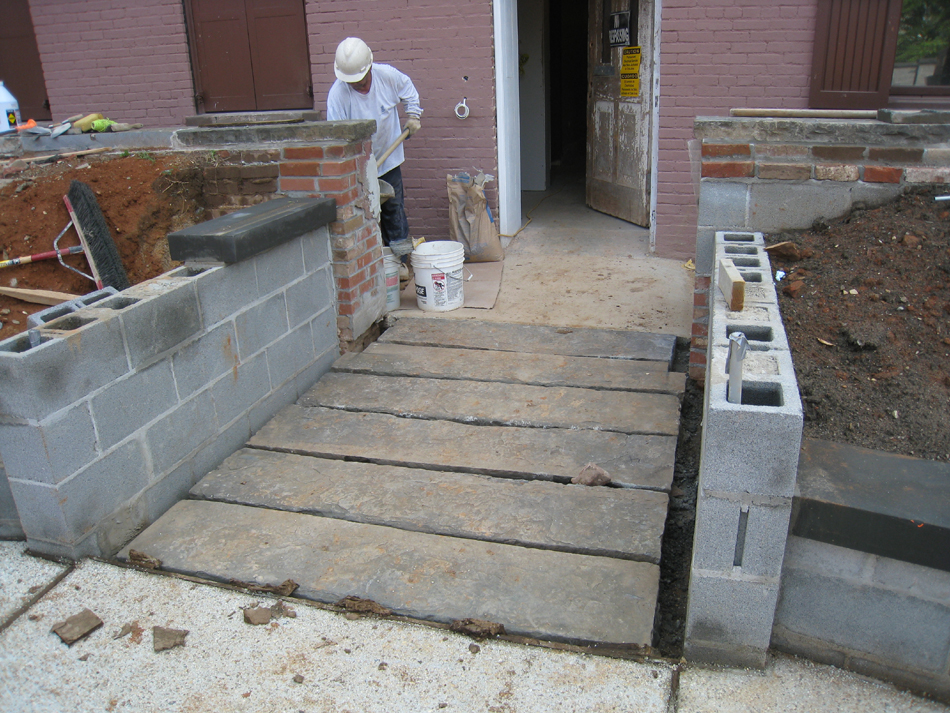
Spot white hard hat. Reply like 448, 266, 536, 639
334, 37, 373, 82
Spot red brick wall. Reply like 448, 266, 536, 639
657, 0, 817, 259
29, 0, 195, 127
304, 0, 499, 245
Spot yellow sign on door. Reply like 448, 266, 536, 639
620, 46, 641, 98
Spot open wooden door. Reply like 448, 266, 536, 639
587, 0, 652, 227
186, 0, 312, 114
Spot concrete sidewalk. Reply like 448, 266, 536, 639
0, 543, 945, 712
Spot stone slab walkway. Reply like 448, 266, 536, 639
121, 318, 682, 647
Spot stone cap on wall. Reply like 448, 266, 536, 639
793, 438, 950, 572
695, 116, 950, 145
168, 196, 336, 264
174, 120, 375, 148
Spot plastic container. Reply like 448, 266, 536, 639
410, 241, 465, 312
382, 246, 401, 312
0, 82, 21, 130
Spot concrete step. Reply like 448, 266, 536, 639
333, 342, 686, 395
249, 405, 676, 491
119, 499, 660, 646
301, 372, 681, 436
380, 317, 676, 363
192, 448, 668, 563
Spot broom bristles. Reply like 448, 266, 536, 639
66, 181, 130, 291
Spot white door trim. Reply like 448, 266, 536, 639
494, 0, 523, 236
649, 0, 662, 252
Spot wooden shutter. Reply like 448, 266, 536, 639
809, 0, 902, 110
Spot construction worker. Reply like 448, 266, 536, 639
327, 37, 422, 264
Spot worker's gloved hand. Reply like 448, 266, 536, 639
405, 117, 421, 136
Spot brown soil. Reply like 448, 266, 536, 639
768, 186, 950, 463
0, 152, 206, 341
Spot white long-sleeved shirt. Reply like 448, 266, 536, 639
327, 63, 422, 175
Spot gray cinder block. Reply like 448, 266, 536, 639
266, 324, 316, 391
286, 269, 335, 330
698, 181, 750, 229
121, 278, 202, 369
234, 292, 289, 360
26, 287, 119, 328
193, 261, 258, 329
171, 322, 239, 400
685, 573, 780, 666
0, 457, 23, 538
90, 360, 177, 450
301, 227, 332, 272
0, 317, 130, 421
0, 405, 99, 486
144, 391, 218, 476
253, 237, 306, 298
749, 181, 852, 232
211, 353, 271, 426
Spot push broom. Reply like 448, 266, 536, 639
62, 180, 130, 291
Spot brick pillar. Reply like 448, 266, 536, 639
690, 275, 711, 382
278, 134, 386, 348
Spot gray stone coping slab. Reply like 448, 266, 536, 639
167, 196, 336, 264
174, 119, 374, 147
334, 343, 685, 394
183, 110, 325, 127
191, 448, 668, 563
301, 372, 681, 436
695, 116, 950, 145
118, 499, 660, 646
793, 438, 950, 572
249, 405, 676, 491
381, 317, 676, 363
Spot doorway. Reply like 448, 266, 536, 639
0, 0, 52, 123
516, 0, 655, 229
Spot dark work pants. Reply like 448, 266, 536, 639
380, 165, 410, 247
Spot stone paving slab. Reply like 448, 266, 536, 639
119, 500, 660, 646
192, 449, 668, 562
301, 373, 681, 436
333, 342, 686, 394
381, 318, 676, 363
249, 405, 676, 491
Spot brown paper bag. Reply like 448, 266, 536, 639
446, 172, 504, 262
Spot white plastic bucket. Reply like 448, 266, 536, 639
0, 82, 20, 130
382, 246, 401, 312
410, 241, 465, 312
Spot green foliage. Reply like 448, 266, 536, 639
135, 152, 156, 162
896, 0, 950, 63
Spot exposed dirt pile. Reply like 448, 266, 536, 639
768, 186, 950, 462
0, 152, 207, 342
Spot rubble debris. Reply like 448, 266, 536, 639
293, 674, 305, 684
765, 241, 803, 261
336, 595, 392, 617
243, 606, 272, 626
128, 549, 162, 569
271, 600, 297, 619
152, 626, 188, 652
51, 608, 103, 646
469, 643, 481, 654
230, 578, 299, 597
572, 462, 611, 486
449, 618, 506, 639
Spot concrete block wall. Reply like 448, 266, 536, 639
689, 116, 950, 381
775, 536, 950, 702
684, 230, 803, 668
0, 215, 338, 559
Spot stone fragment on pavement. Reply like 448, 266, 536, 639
573, 462, 611, 486
243, 606, 272, 625
152, 626, 188, 652
51, 608, 103, 646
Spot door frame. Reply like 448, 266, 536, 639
495, 0, 662, 249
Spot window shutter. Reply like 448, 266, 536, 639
809, 0, 902, 110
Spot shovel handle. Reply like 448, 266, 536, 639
376, 128, 411, 169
